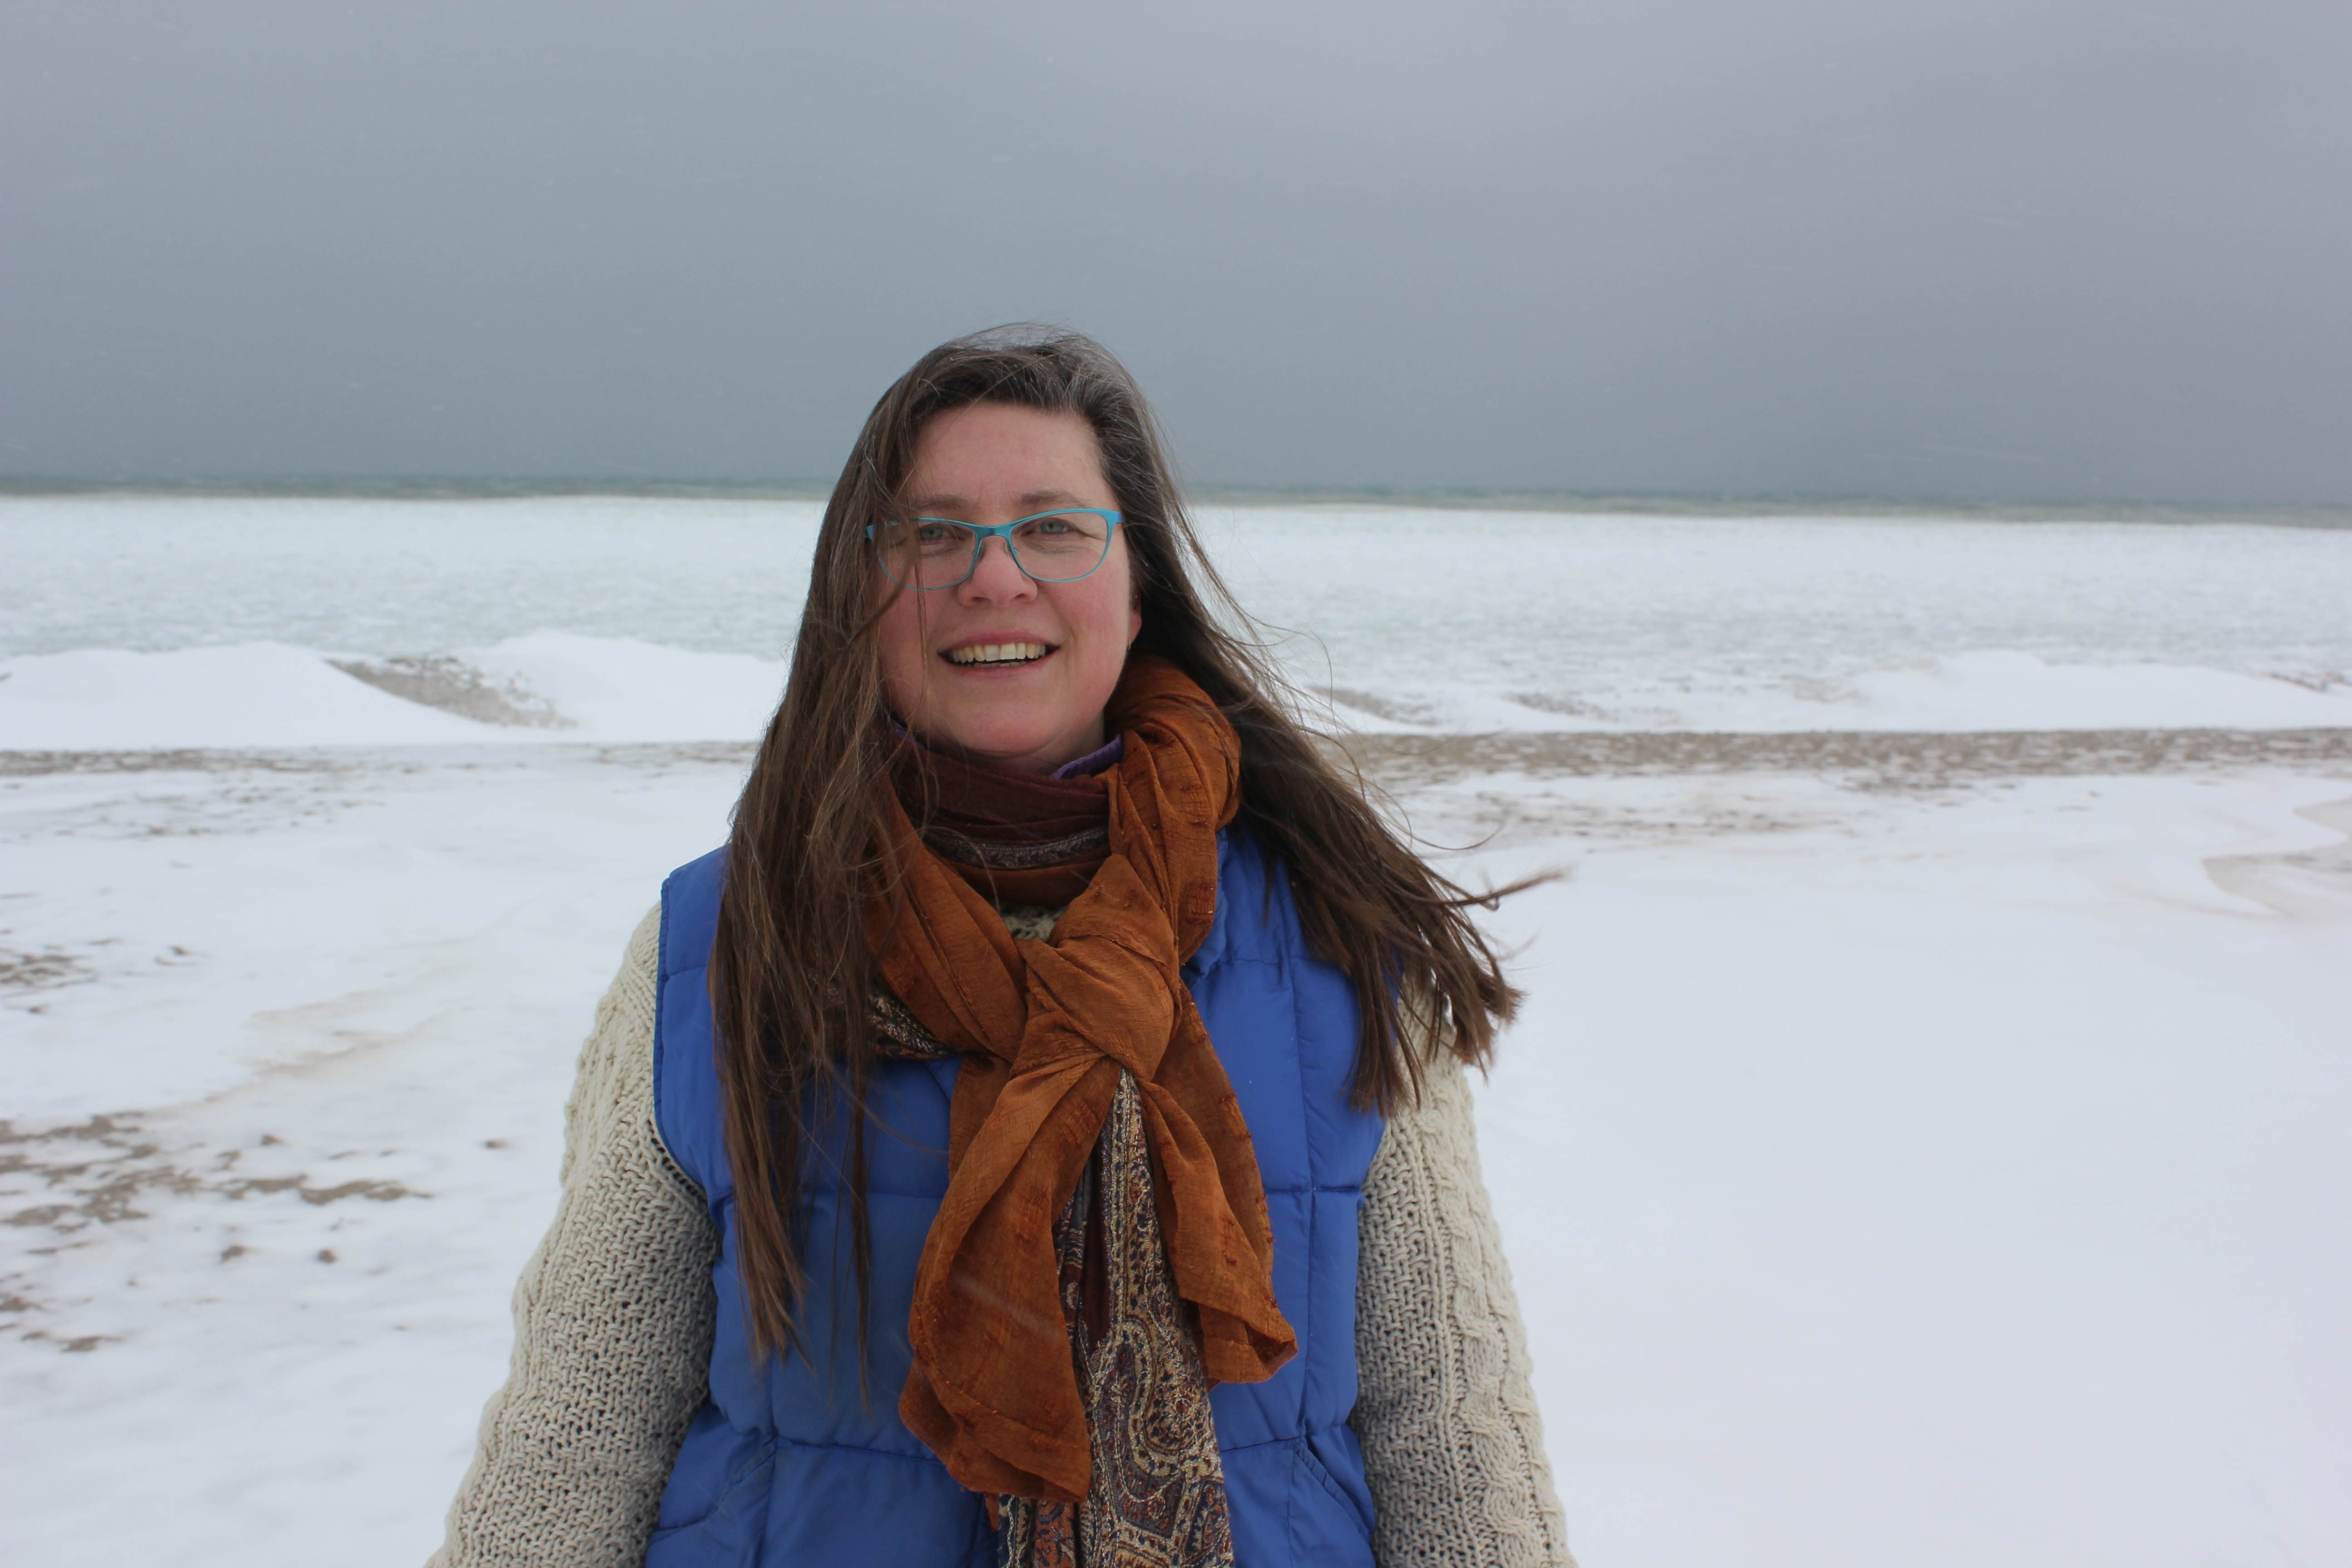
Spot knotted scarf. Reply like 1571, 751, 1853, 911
867, 656, 1295, 1533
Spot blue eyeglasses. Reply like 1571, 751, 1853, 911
867, 509, 1122, 590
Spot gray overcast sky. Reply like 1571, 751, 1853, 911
4, 1, 2347, 503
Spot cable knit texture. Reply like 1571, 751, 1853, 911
431, 906, 1571, 1567
1353, 1054, 1577, 1567
430, 907, 719, 1568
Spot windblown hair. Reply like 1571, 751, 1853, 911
712, 326, 1531, 1354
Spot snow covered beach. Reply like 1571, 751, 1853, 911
4, 495, 2350, 1565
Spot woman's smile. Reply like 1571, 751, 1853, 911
941, 637, 1054, 668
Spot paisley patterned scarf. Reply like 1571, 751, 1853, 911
867, 657, 1288, 1568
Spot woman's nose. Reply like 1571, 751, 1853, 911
957, 534, 1035, 602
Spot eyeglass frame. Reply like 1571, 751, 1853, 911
865, 508, 1125, 590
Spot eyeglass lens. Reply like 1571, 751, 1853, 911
875, 513, 1111, 588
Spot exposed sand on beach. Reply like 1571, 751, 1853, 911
16, 723, 2351, 785
1340, 724, 2352, 786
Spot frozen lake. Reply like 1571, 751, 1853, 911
5, 493, 2352, 745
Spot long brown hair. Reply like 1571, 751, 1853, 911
713, 326, 1532, 1354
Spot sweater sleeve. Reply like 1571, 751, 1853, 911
429, 906, 721, 1568
1352, 1054, 1576, 1568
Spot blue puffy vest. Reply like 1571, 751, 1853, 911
647, 830, 1387, 1568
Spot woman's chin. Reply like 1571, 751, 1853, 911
916, 718, 1082, 773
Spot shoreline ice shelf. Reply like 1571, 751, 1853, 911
4, 637, 2350, 752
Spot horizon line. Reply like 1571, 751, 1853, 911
3, 475, 2348, 524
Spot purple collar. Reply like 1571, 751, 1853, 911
1050, 735, 1125, 779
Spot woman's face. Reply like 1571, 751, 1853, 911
875, 402, 1143, 774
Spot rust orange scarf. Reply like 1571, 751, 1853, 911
869, 655, 1295, 1505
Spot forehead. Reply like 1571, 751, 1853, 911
904, 404, 1107, 511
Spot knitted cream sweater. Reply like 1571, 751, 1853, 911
431, 907, 1572, 1568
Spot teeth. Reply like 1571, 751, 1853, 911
947, 642, 1048, 666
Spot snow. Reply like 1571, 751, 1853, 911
0, 634, 789, 750
4, 748, 2348, 1567
4, 496, 2351, 1566
1, 750, 739, 1566
0, 643, 495, 750
462, 632, 785, 742
1457, 776, 2352, 1566
1815, 649, 2352, 731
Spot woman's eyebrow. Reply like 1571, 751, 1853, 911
904, 489, 1085, 513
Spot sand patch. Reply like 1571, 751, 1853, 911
329, 657, 571, 730
1334, 726, 2352, 791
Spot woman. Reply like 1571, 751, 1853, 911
431, 329, 1571, 1568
